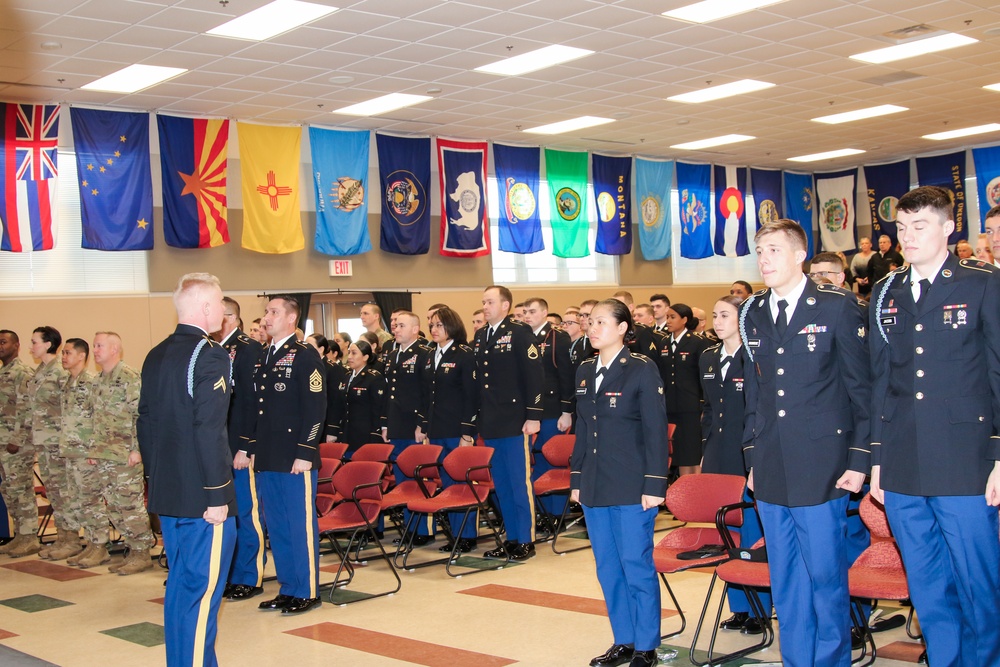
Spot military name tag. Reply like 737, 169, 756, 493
703, 373, 716, 380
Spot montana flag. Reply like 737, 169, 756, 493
377, 133, 431, 255
545, 148, 590, 258
634, 158, 672, 261
592, 154, 632, 255
713, 165, 749, 257
815, 169, 857, 253
494, 143, 543, 254
238, 122, 303, 254
157, 115, 229, 249
310, 127, 371, 256
973, 146, 1000, 223
916, 151, 967, 244
676, 161, 713, 259
71, 107, 152, 251
750, 167, 782, 231
1, 103, 58, 252
437, 138, 490, 258
863, 160, 909, 246
783, 171, 815, 258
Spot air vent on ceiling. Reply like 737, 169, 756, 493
882, 24, 939, 42
860, 71, 926, 86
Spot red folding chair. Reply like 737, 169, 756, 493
315, 457, 343, 516
381, 444, 442, 540
532, 434, 588, 554
319, 441, 348, 461
352, 442, 395, 491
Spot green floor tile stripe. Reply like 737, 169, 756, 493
451, 556, 523, 570
100, 622, 165, 648
658, 643, 766, 665
0, 595, 73, 613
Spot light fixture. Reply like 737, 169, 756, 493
474, 45, 594, 76
331, 93, 432, 116
671, 134, 755, 150
662, 0, 788, 24
207, 0, 337, 41
811, 104, 908, 124
788, 148, 865, 162
923, 123, 1000, 141
523, 116, 614, 135
850, 33, 977, 64
667, 79, 774, 104
984, 83, 1000, 93
81, 64, 187, 93
40, 41, 62, 50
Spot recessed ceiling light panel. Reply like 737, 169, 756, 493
663, 0, 788, 24
671, 134, 755, 150
923, 123, 1000, 141
850, 32, 977, 64
475, 45, 594, 76
811, 104, 908, 124
332, 93, 432, 116
208, 0, 337, 41
667, 79, 775, 104
81, 64, 187, 93
788, 148, 865, 162
523, 116, 614, 135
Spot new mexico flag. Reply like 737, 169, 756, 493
238, 122, 303, 254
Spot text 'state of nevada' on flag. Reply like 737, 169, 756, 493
310, 127, 371, 256
238, 122, 303, 254
1, 103, 58, 252
437, 138, 490, 258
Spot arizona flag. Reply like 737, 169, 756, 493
713, 165, 749, 257
1, 103, 59, 252
437, 138, 490, 258
238, 122, 303, 254
157, 115, 229, 248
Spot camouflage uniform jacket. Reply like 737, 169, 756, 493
23, 358, 68, 447
60, 371, 95, 458
90, 361, 141, 463
0, 358, 33, 448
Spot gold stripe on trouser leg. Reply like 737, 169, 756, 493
303, 473, 317, 599
193, 522, 224, 667
523, 434, 535, 543
248, 467, 265, 585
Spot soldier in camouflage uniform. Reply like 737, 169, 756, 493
0, 331, 39, 558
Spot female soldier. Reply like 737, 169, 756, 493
331, 340, 385, 455
661, 303, 709, 476
307, 334, 349, 443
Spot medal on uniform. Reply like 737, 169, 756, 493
807, 333, 816, 352
944, 310, 953, 326
610, 397, 617, 408
958, 309, 967, 326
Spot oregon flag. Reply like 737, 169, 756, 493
238, 122, 303, 254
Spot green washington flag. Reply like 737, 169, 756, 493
544, 148, 590, 258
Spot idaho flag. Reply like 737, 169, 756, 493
973, 146, 1000, 222
783, 171, 815, 259
437, 138, 489, 258
863, 160, 909, 246
592, 153, 632, 255
494, 143, 543, 254
238, 122, 303, 254
916, 151, 967, 244
310, 127, 371, 256
545, 148, 589, 258
676, 161, 713, 259
713, 165, 749, 257
749, 168, 782, 230
377, 133, 430, 255
634, 158, 672, 261
1, 103, 59, 252
157, 115, 229, 248
71, 108, 153, 250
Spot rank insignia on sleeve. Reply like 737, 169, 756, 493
309, 369, 323, 393
658, 386, 664, 395
857, 326, 866, 339
213, 376, 227, 392
527, 344, 539, 359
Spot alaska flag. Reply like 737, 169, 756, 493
783, 171, 815, 258
917, 151, 967, 244
310, 127, 371, 256
863, 160, 909, 246
713, 165, 749, 257
438, 138, 490, 258
157, 115, 229, 248
494, 143, 543, 254
676, 161, 713, 259
592, 153, 632, 255
750, 167, 782, 230
545, 148, 590, 258
1, 103, 58, 252
71, 108, 153, 250
974, 146, 1000, 223
634, 158, 672, 261
377, 133, 430, 255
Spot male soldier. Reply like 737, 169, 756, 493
983, 204, 1000, 269
730, 281, 753, 300
870, 186, 1000, 666
562, 309, 588, 371
360, 303, 393, 348
139, 273, 236, 667
650, 294, 671, 332
252, 295, 327, 615
0, 331, 37, 557
739, 218, 870, 666
474, 286, 544, 560
471, 309, 486, 333
54, 338, 93, 562
633, 304, 656, 328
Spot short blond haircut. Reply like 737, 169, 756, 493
173, 273, 221, 310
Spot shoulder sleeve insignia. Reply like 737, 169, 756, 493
213, 376, 227, 393
527, 344, 539, 359
309, 369, 323, 393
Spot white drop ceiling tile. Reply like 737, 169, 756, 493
327, 34, 411, 58
191, 87, 259, 104
562, 5, 647, 30
419, 28, 505, 52
382, 42, 459, 65
0, 8, 65, 32
265, 26, 354, 51
515, 0, 601, 22
105, 25, 190, 50
198, 57, 277, 77
140, 6, 238, 33
0, 50, 64, 71
37, 15, 129, 42
75, 41, 163, 64
219, 103, 284, 118
138, 81, 210, 99
142, 50, 223, 70
282, 49, 353, 70
160, 98, 230, 115
245, 92, 311, 109
270, 81, 337, 99
108, 92, 183, 110
338, 57, 418, 77
72, 0, 170, 24
170, 33, 256, 57
220, 76, 291, 94
258, 63, 331, 83
48, 57, 127, 76
231, 42, 317, 64
365, 19, 459, 44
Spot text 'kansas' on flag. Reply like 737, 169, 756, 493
1, 103, 59, 252
238, 122, 303, 254
310, 127, 371, 256
437, 137, 490, 258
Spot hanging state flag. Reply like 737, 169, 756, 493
157, 115, 229, 249
973, 146, 1000, 223
713, 165, 749, 257
1, 103, 59, 252
815, 169, 857, 253
750, 167, 782, 231
592, 154, 632, 255
310, 127, 371, 256
863, 160, 909, 246
71, 108, 152, 251
377, 133, 431, 255
494, 143, 543, 254
634, 158, 672, 261
916, 151, 967, 244
676, 161, 713, 260
238, 122, 303, 254
437, 138, 489, 258
545, 148, 590, 258
783, 171, 815, 258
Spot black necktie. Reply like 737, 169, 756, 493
775, 299, 788, 336
916, 278, 931, 306
264, 345, 275, 366
671, 338, 678, 353
487, 326, 494, 340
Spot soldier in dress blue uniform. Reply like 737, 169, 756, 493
138, 273, 236, 667
333, 340, 386, 454
571, 299, 669, 667
612, 291, 662, 362
251, 295, 326, 616
739, 219, 871, 667
305, 334, 349, 442
870, 186, 1000, 666
660, 303, 711, 476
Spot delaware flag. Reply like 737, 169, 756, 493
437, 138, 489, 258
676, 161, 713, 259
815, 169, 857, 253
592, 153, 632, 255
973, 146, 1000, 223
863, 160, 909, 245
713, 165, 749, 257
71, 108, 152, 251
157, 115, 229, 248
634, 158, 672, 261
310, 127, 371, 256
545, 148, 589, 258
238, 123, 303, 254
916, 151, 967, 244
1, 103, 58, 252
750, 168, 782, 230
377, 133, 431, 255
783, 171, 815, 258
494, 143, 543, 254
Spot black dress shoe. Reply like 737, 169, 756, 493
851, 627, 866, 650
483, 542, 512, 559
223, 583, 236, 598
509, 542, 535, 561
411, 534, 435, 546
439, 538, 476, 553
590, 643, 634, 666
258, 594, 294, 611
226, 584, 264, 600
280, 596, 321, 614
741, 616, 767, 635
720, 612, 749, 631
917, 649, 927, 664
628, 649, 658, 667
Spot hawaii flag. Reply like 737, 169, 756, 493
494, 143, 543, 254
634, 158, 672, 261
713, 165, 749, 257
815, 169, 857, 253
310, 127, 371, 256
157, 115, 229, 248
238, 122, 303, 254
1, 103, 59, 252
545, 148, 590, 258
437, 138, 489, 258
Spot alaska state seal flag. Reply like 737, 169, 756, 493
713, 164, 749, 257
437, 138, 490, 258
1, 103, 59, 252
592, 153, 632, 255
815, 169, 857, 253
377, 133, 431, 255
310, 127, 371, 256
157, 115, 230, 248
545, 148, 589, 258
238, 122, 303, 254
494, 143, 543, 254
634, 158, 672, 261
676, 161, 713, 260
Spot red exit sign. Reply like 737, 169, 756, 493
329, 260, 353, 277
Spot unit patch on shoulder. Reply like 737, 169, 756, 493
309, 369, 323, 393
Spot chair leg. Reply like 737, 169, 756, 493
444, 505, 509, 577
905, 604, 923, 640
391, 510, 422, 570
551, 496, 591, 555
689, 575, 774, 667
850, 599, 876, 667
658, 573, 687, 641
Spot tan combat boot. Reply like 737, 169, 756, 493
75, 543, 110, 568
114, 548, 153, 575
67, 542, 96, 566
39, 529, 71, 560
6, 534, 41, 558
48, 530, 84, 561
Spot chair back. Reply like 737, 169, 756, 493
442, 446, 494, 485
859, 493, 893, 539
331, 461, 385, 523
395, 444, 443, 479
540, 434, 575, 467
317, 457, 342, 494
353, 442, 395, 489
664, 473, 746, 524
320, 441, 348, 461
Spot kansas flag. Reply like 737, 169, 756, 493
238, 122, 303, 254
71, 108, 153, 251
437, 138, 490, 258
157, 115, 230, 248
1, 103, 59, 252
494, 143, 543, 254
310, 127, 371, 256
